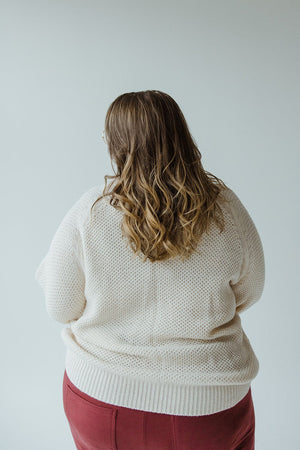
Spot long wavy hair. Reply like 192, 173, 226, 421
90, 90, 230, 263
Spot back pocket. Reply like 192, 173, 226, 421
64, 382, 117, 450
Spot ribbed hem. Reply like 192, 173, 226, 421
64, 349, 251, 416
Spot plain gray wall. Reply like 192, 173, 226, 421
1, 0, 299, 448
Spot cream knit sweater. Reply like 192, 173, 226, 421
35, 183, 265, 416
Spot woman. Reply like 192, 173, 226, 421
35, 90, 265, 449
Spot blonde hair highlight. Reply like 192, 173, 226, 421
91, 90, 230, 263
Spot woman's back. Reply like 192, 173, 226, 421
35, 182, 265, 416
35, 90, 265, 449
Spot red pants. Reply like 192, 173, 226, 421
63, 369, 255, 450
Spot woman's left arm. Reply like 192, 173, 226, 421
35, 195, 87, 324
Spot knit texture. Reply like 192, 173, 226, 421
35, 183, 265, 415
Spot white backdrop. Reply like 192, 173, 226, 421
1, 1, 299, 449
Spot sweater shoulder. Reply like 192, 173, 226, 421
79, 184, 106, 205
222, 186, 256, 232
71, 184, 107, 228
220, 185, 263, 267
218, 186, 250, 250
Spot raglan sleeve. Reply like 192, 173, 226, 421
34, 193, 88, 324
228, 189, 265, 314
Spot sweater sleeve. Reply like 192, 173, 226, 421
34, 194, 87, 324
228, 189, 265, 314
